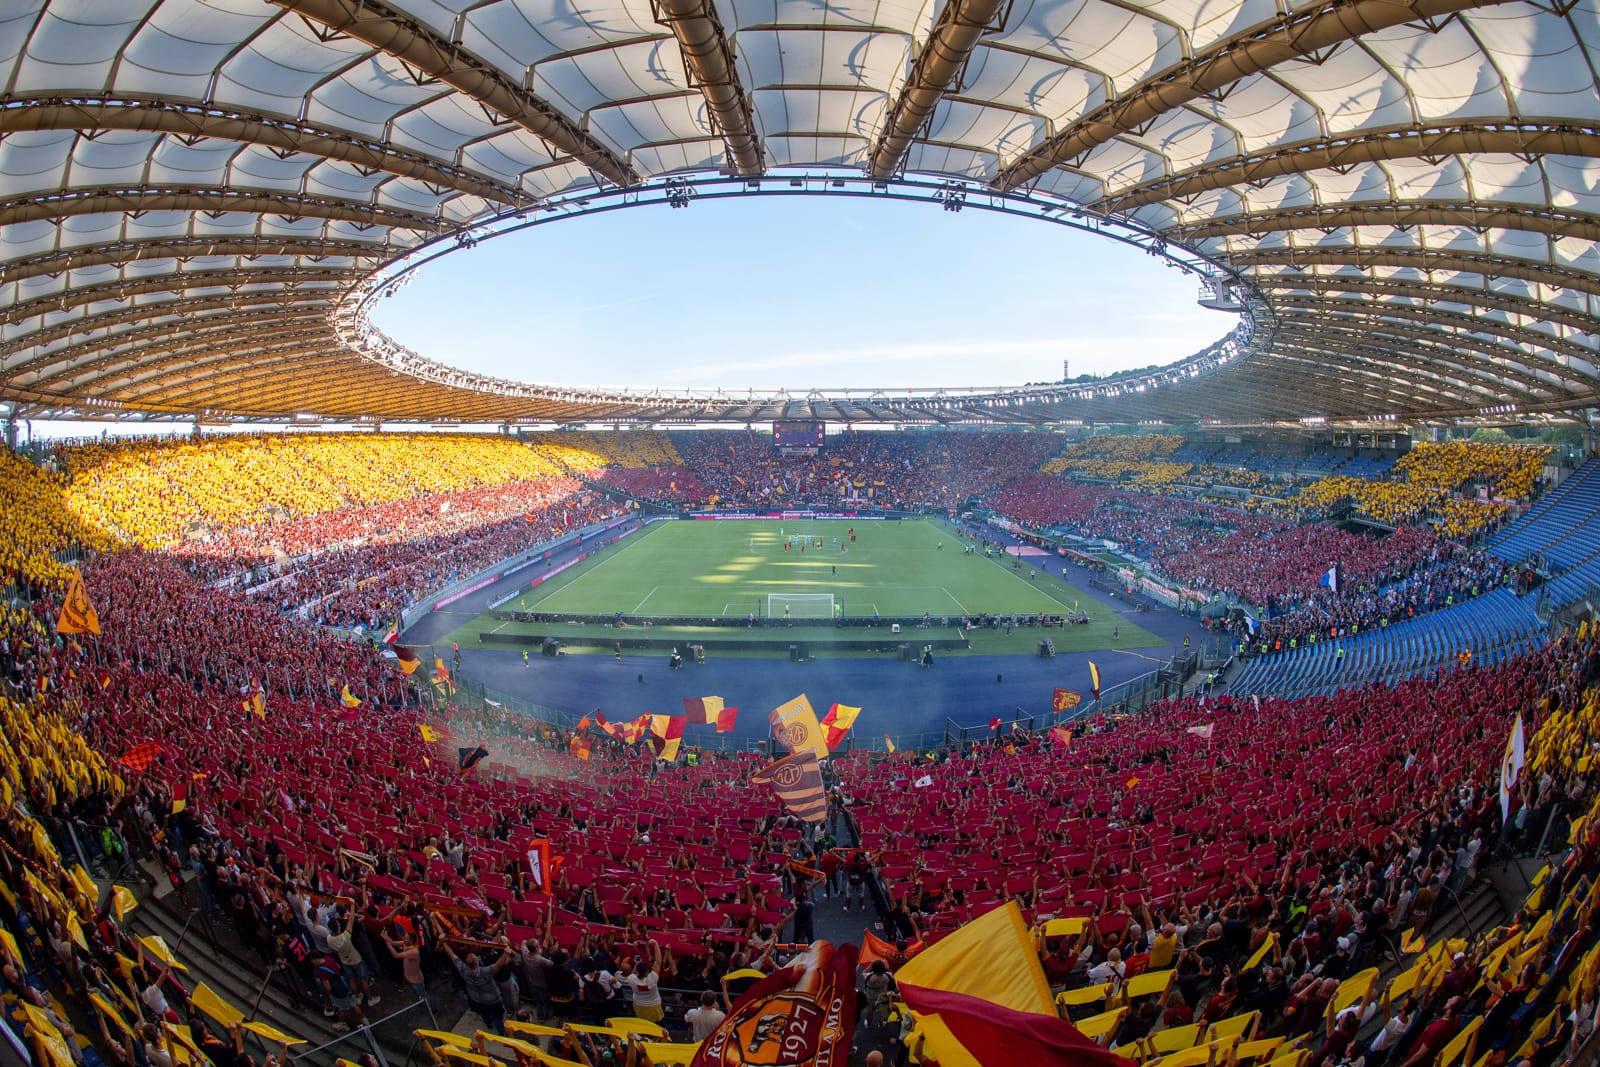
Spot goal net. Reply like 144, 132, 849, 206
767, 593, 836, 619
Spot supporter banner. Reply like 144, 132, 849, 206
1139, 576, 1182, 607
433, 572, 501, 610
527, 553, 586, 591
690, 511, 887, 520
691, 940, 857, 1067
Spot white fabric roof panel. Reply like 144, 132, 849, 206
0, 0, 1596, 423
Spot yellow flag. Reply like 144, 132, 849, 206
56, 568, 102, 636
111, 884, 138, 922
769, 694, 829, 760
340, 685, 363, 708
189, 983, 244, 1027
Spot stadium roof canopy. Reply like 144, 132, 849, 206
2, 0, 1599, 427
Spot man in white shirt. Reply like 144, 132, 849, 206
685, 991, 727, 1041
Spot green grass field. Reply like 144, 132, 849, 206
443, 519, 1162, 656
526, 519, 1085, 618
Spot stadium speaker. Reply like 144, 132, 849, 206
789, 644, 800, 662
897, 643, 911, 661
797, 643, 809, 661
542, 637, 560, 657
1038, 639, 1055, 659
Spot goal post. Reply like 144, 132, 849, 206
767, 593, 836, 619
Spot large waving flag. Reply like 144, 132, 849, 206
683, 696, 724, 722
821, 704, 861, 749
897, 901, 1137, 1067
595, 713, 626, 743
1052, 688, 1082, 714
56, 569, 101, 636
418, 723, 444, 743
1319, 564, 1341, 594
753, 749, 828, 823
685, 696, 739, 732
770, 694, 829, 760
649, 715, 686, 761
1088, 661, 1102, 702
117, 743, 161, 773
1500, 711, 1527, 822
569, 734, 591, 761
432, 659, 455, 694
340, 685, 363, 708
458, 746, 489, 773
622, 714, 651, 745
393, 646, 421, 676
690, 941, 857, 1067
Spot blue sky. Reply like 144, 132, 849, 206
371, 195, 1235, 390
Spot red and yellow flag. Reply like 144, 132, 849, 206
897, 902, 1136, 1067
56, 569, 101, 636
821, 704, 860, 750
1052, 688, 1082, 713
753, 749, 828, 823
1088, 661, 1102, 701
690, 941, 857, 1067
770, 694, 829, 760
649, 715, 685, 761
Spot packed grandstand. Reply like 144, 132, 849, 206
2, 427, 1598, 1067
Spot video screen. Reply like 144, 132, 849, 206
772, 420, 825, 448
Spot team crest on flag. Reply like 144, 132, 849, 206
753, 749, 828, 823
690, 941, 857, 1067
1052, 688, 1081, 713
770, 694, 829, 760
56, 569, 101, 636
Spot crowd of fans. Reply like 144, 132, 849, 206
0, 450, 114, 592
670, 430, 1062, 510
0, 427, 1597, 1067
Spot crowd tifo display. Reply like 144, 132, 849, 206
2, 428, 1597, 1067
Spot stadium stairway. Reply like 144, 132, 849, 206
1226, 587, 1545, 700
123, 870, 449, 1066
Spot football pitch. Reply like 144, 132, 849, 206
522, 518, 1083, 619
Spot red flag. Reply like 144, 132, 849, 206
898, 985, 1137, 1067
1052, 688, 1082, 713
714, 706, 739, 733
118, 743, 160, 773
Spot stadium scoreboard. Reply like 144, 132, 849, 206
772, 420, 825, 450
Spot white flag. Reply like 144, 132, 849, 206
1499, 712, 1526, 822
913, 775, 934, 788
1186, 723, 1215, 741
